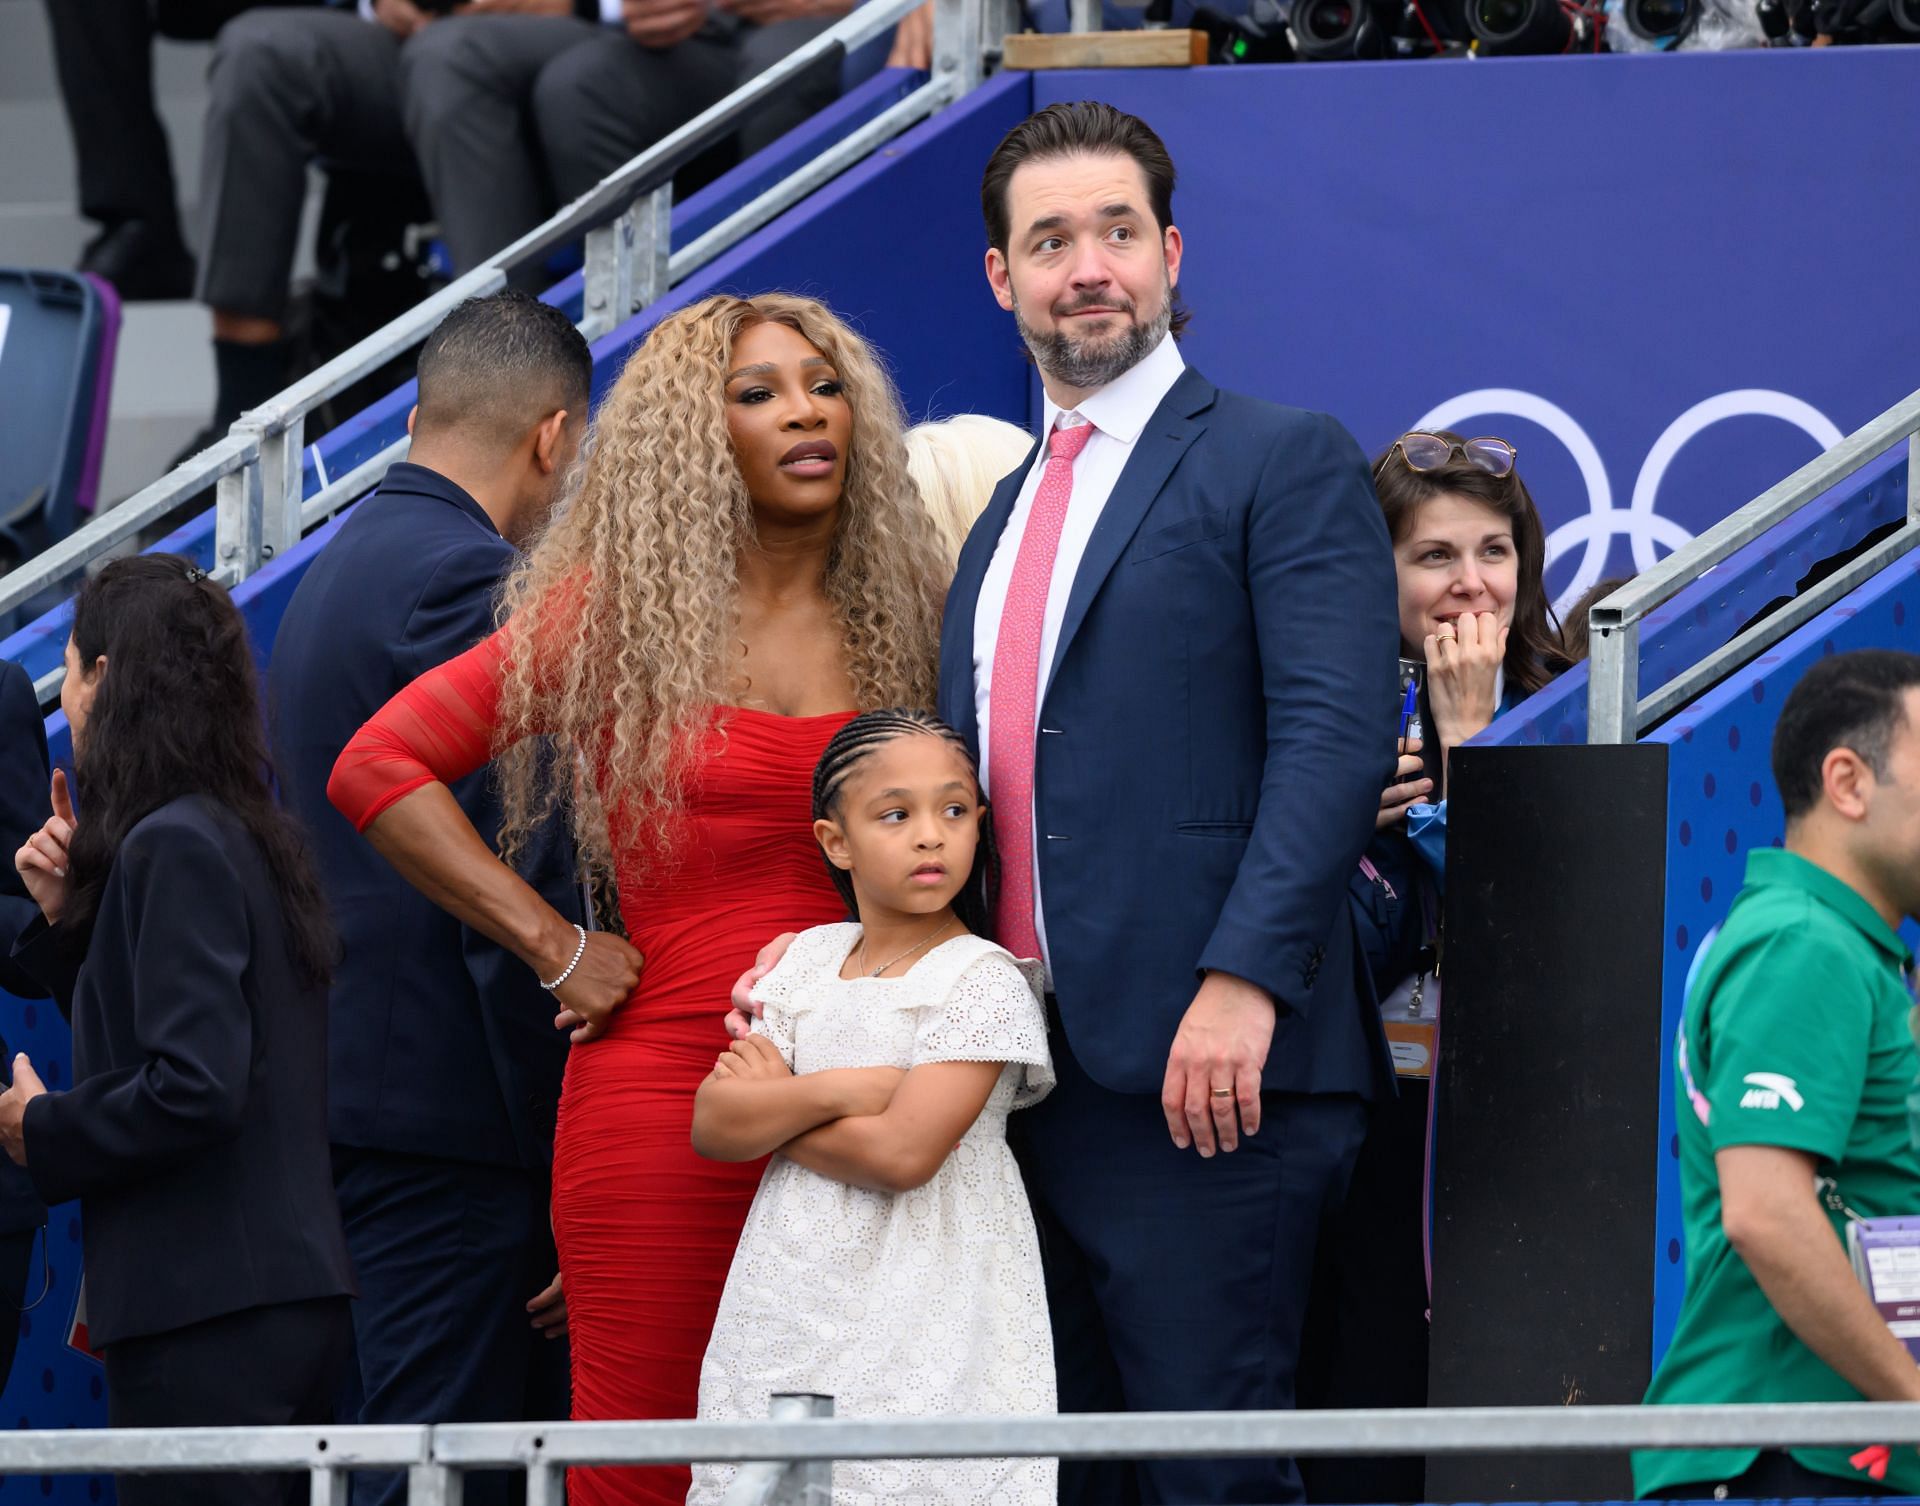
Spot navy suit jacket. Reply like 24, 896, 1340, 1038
0, 663, 51, 1235
13, 796, 355, 1346
938, 368, 1400, 1098
268, 464, 580, 1171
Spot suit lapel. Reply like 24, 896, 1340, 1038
1045, 369, 1215, 688
941, 436, 1043, 752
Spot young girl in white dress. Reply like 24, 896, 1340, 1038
687, 708, 1056, 1506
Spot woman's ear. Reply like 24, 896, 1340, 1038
813, 817, 853, 871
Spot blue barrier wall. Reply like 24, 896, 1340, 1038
1650, 556, 1920, 1359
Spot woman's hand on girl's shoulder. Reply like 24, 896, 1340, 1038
13, 772, 76, 926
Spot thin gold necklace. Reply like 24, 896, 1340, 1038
858, 918, 956, 978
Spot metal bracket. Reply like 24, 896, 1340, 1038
583, 184, 673, 341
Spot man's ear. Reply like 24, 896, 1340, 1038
406, 404, 419, 437
1163, 223, 1183, 291
1822, 745, 1875, 822
533, 409, 570, 474
985, 247, 1016, 314
814, 817, 853, 871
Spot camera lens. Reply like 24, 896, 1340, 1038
1300, 0, 1356, 39
1888, 0, 1920, 32
1624, 0, 1694, 34
1467, 0, 1574, 49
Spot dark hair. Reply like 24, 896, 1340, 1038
811, 709, 997, 941
1772, 649, 1920, 821
980, 101, 1190, 338
1371, 430, 1566, 697
64, 555, 336, 986
414, 291, 592, 445
1557, 575, 1635, 665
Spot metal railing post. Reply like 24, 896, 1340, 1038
583, 183, 674, 340
1909, 430, 1919, 525
935, 0, 996, 91
255, 413, 305, 567
1069, 0, 1101, 30
766, 1395, 833, 1506
407, 1461, 463, 1506
1585, 609, 1639, 745
213, 455, 264, 585
524, 1460, 565, 1506
310, 1464, 348, 1506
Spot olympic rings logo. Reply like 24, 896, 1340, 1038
1411, 389, 1844, 614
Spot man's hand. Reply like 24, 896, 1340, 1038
0, 1055, 47, 1167
620, 0, 707, 48
454, 0, 572, 12
710, 1033, 792, 1082
372, 0, 435, 37
1376, 736, 1433, 830
14, 771, 76, 926
885, 1, 932, 67
725, 932, 797, 1040
718, 0, 848, 24
548, 932, 644, 1043
1424, 610, 1507, 765
526, 1272, 567, 1340
1161, 972, 1275, 1156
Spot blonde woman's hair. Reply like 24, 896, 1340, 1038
491, 293, 949, 883
905, 414, 1036, 562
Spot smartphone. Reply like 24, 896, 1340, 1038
1397, 658, 1425, 746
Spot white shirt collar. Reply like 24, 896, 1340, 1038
1040, 332, 1187, 445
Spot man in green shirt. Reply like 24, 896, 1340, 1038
1638, 649, 1920, 1500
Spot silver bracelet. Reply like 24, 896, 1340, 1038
540, 924, 589, 992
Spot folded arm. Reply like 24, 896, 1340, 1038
781, 1060, 1003, 1194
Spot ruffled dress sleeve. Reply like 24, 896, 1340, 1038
327, 629, 510, 833
911, 946, 1055, 1108
747, 924, 855, 1071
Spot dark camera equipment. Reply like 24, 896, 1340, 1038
1193, 0, 1298, 60
1617, 0, 1699, 41
1289, 0, 1402, 56
1755, 0, 1797, 38
1466, 0, 1601, 51
1795, 0, 1920, 38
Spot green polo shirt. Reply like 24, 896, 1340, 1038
1635, 849, 1920, 1498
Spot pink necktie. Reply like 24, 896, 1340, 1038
989, 420, 1094, 962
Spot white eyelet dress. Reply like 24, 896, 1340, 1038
687, 924, 1057, 1506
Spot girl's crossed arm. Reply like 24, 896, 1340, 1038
780, 1060, 1003, 1194
691, 1035, 903, 1162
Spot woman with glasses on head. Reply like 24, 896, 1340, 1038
1369, 428, 1568, 867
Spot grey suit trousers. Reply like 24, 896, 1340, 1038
196, 6, 847, 319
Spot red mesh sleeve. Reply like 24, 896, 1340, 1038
327, 630, 509, 833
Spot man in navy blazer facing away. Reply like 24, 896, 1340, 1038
269, 293, 590, 1505
941, 103, 1400, 1504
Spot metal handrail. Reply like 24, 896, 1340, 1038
7, 1402, 1920, 1504
0, 0, 1001, 636
1586, 387, 1920, 742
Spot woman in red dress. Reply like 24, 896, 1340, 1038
327, 293, 949, 1506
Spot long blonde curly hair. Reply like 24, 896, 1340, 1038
491, 293, 948, 884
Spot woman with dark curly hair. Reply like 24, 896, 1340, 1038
5, 555, 352, 1506
329, 293, 951, 1506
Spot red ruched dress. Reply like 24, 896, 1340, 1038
328, 629, 854, 1506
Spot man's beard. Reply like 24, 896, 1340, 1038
1013, 284, 1174, 393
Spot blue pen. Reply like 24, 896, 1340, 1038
1397, 677, 1420, 741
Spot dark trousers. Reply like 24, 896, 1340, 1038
1014, 1021, 1368, 1506
42, 0, 303, 237
1646, 1450, 1898, 1499
0, 1227, 38, 1391
332, 1147, 568, 1506
105, 1295, 352, 1506
1298, 1081, 1430, 1504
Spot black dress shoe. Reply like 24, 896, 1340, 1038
78, 221, 197, 302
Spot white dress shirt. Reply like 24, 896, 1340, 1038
972, 331, 1187, 978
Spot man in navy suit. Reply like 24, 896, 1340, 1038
268, 292, 589, 1506
941, 102, 1401, 1505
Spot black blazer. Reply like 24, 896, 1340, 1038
938, 368, 1399, 1099
267, 463, 579, 1171
12, 795, 354, 1347
0, 662, 51, 1235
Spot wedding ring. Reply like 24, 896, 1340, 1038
1210, 1087, 1234, 1098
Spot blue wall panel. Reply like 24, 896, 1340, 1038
1032, 53, 1920, 613
1648, 554, 1920, 1360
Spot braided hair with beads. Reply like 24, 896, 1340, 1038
811, 708, 998, 941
